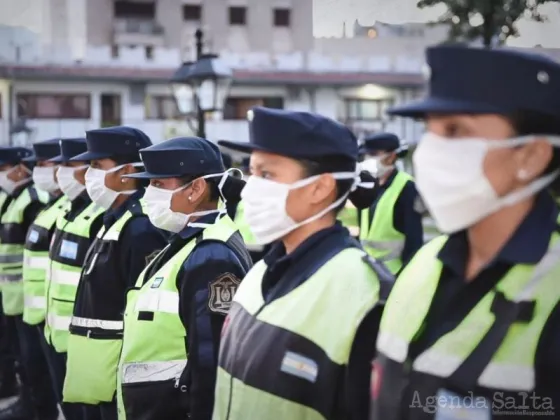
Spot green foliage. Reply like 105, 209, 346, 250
417, 0, 560, 46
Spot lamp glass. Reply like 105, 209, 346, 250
172, 83, 195, 115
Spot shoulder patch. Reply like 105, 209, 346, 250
208, 273, 241, 315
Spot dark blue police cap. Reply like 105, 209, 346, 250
361, 133, 400, 153
218, 107, 358, 162
0, 147, 33, 166
50, 138, 88, 163
126, 137, 225, 179
24, 138, 61, 162
71, 126, 152, 162
390, 45, 560, 118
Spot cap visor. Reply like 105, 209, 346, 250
22, 156, 37, 163
48, 155, 65, 163
70, 151, 112, 161
388, 97, 504, 118
218, 140, 273, 155
123, 171, 178, 180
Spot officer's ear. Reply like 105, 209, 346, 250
514, 138, 553, 184
187, 177, 208, 204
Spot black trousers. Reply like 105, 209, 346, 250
13, 316, 58, 420
0, 295, 17, 395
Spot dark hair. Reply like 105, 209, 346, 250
509, 110, 560, 194
299, 156, 377, 213
178, 173, 245, 205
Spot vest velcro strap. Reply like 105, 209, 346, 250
135, 290, 179, 314
24, 255, 49, 270
50, 268, 81, 286
0, 254, 23, 264
24, 295, 46, 309
48, 313, 72, 331
70, 316, 124, 331
246, 244, 264, 252
0, 273, 22, 283
377, 331, 408, 363
121, 359, 187, 384
102, 229, 120, 241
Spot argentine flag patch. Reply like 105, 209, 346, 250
280, 351, 318, 383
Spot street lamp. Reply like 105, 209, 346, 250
171, 28, 233, 138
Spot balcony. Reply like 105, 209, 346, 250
113, 18, 165, 46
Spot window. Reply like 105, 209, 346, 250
111, 45, 119, 58
145, 95, 179, 119
223, 97, 284, 120
16, 94, 91, 119
273, 8, 290, 27
145, 45, 153, 60
344, 98, 394, 121
114, 1, 155, 18
183, 4, 201, 21
229, 7, 246, 25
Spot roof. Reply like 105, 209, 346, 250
0, 64, 424, 87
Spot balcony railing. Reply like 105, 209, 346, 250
113, 18, 164, 35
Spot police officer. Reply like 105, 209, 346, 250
231, 157, 267, 262
215, 107, 393, 420
12, 139, 69, 420
63, 126, 168, 420
0, 146, 50, 419
117, 137, 252, 420
359, 132, 423, 274
370, 45, 560, 419
43, 137, 104, 420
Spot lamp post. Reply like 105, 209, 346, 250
171, 28, 233, 138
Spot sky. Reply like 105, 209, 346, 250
313, 0, 560, 47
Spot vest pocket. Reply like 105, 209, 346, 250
122, 379, 188, 420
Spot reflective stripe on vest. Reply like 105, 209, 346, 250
374, 230, 560, 417
117, 215, 238, 417
23, 194, 70, 325
44, 201, 104, 349
213, 246, 382, 420
359, 171, 412, 274
0, 186, 50, 316
63, 201, 146, 405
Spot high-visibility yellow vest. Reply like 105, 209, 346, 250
337, 201, 360, 237
359, 171, 412, 274
213, 245, 387, 420
63, 202, 148, 405
117, 215, 238, 420
23, 194, 70, 325
0, 185, 50, 315
44, 202, 105, 349
371, 230, 560, 420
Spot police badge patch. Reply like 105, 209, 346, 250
208, 273, 241, 314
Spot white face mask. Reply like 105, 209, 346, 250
413, 132, 560, 234
33, 166, 59, 193
57, 165, 88, 201
85, 163, 142, 210
361, 156, 393, 178
144, 171, 233, 233
0, 165, 31, 195
241, 171, 366, 245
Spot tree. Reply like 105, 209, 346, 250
417, 0, 560, 47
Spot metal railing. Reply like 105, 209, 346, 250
113, 18, 164, 35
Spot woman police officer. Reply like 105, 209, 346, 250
116, 136, 251, 420
370, 45, 560, 419
215, 106, 389, 420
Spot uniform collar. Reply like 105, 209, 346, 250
103, 189, 144, 226
173, 211, 223, 242
11, 179, 32, 197
70, 190, 90, 211
438, 192, 559, 276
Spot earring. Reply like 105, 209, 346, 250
188, 196, 192, 201
517, 169, 529, 180
121, 178, 126, 183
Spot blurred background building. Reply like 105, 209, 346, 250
0, 0, 558, 147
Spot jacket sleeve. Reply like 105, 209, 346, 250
176, 242, 248, 420
536, 301, 560, 412
119, 216, 168, 288
393, 181, 424, 268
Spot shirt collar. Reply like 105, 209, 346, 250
103, 189, 144, 226
380, 169, 398, 189
438, 192, 560, 276
173, 211, 223, 242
